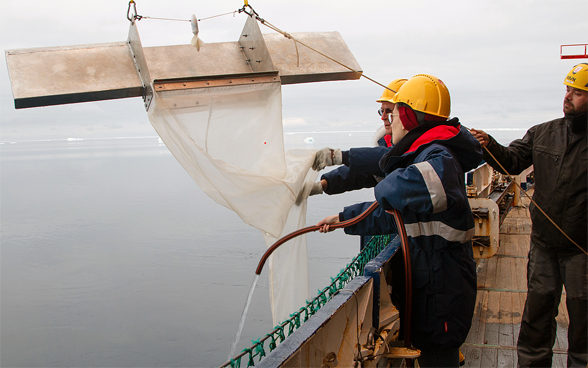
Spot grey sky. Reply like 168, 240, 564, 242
1, 0, 587, 141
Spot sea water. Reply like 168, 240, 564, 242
0, 129, 524, 367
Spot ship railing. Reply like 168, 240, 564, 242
220, 234, 394, 368
560, 44, 588, 59
466, 162, 534, 258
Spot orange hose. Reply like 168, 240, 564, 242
387, 209, 413, 362
255, 201, 380, 275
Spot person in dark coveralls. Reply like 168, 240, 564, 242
309, 78, 407, 196
317, 74, 483, 367
470, 63, 588, 368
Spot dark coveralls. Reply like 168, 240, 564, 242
483, 112, 587, 367
339, 121, 483, 364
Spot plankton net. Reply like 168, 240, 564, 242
5, 8, 363, 325
148, 80, 317, 324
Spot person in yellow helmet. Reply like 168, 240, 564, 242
470, 64, 587, 367
309, 79, 407, 196
317, 74, 483, 367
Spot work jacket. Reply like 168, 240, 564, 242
321, 145, 390, 194
484, 113, 587, 256
340, 120, 483, 350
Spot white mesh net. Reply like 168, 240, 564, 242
147, 81, 317, 324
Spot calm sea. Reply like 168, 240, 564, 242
0, 129, 524, 367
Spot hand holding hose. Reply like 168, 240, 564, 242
255, 201, 379, 275
317, 215, 340, 233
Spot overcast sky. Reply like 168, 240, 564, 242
1, 0, 587, 142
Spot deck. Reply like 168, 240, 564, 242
462, 189, 570, 367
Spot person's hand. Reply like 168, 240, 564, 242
309, 179, 328, 196
312, 148, 342, 171
470, 129, 490, 148
309, 181, 323, 196
317, 215, 340, 233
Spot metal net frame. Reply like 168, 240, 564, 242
222, 234, 393, 368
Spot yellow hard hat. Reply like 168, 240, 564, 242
563, 63, 588, 92
376, 79, 408, 103
392, 74, 451, 119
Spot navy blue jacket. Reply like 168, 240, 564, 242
321, 146, 390, 195
340, 121, 483, 350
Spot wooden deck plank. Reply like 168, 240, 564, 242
514, 234, 527, 257
463, 345, 482, 368
485, 257, 498, 289
553, 352, 567, 368
464, 188, 572, 367
499, 257, 515, 291
480, 348, 498, 368
498, 233, 508, 254
497, 349, 515, 368
498, 292, 514, 348
555, 295, 569, 352
512, 233, 529, 256
476, 259, 488, 289
514, 257, 527, 291
472, 291, 489, 345
466, 290, 485, 344
512, 291, 524, 345
485, 291, 501, 346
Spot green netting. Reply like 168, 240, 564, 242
221, 234, 392, 368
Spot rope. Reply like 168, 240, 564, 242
463, 123, 586, 255
239, 4, 396, 93
258, 19, 394, 93
481, 144, 587, 256
126, 0, 241, 24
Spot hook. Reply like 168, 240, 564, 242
127, 0, 143, 23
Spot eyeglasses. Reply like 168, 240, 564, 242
378, 109, 399, 123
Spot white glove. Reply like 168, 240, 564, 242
309, 181, 324, 196
312, 148, 342, 171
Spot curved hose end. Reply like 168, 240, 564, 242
253, 202, 380, 276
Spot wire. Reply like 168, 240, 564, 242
241, 4, 396, 94
140, 16, 189, 22
126, 1, 584, 256
139, 12, 240, 22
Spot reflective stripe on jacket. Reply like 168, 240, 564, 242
340, 123, 483, 350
